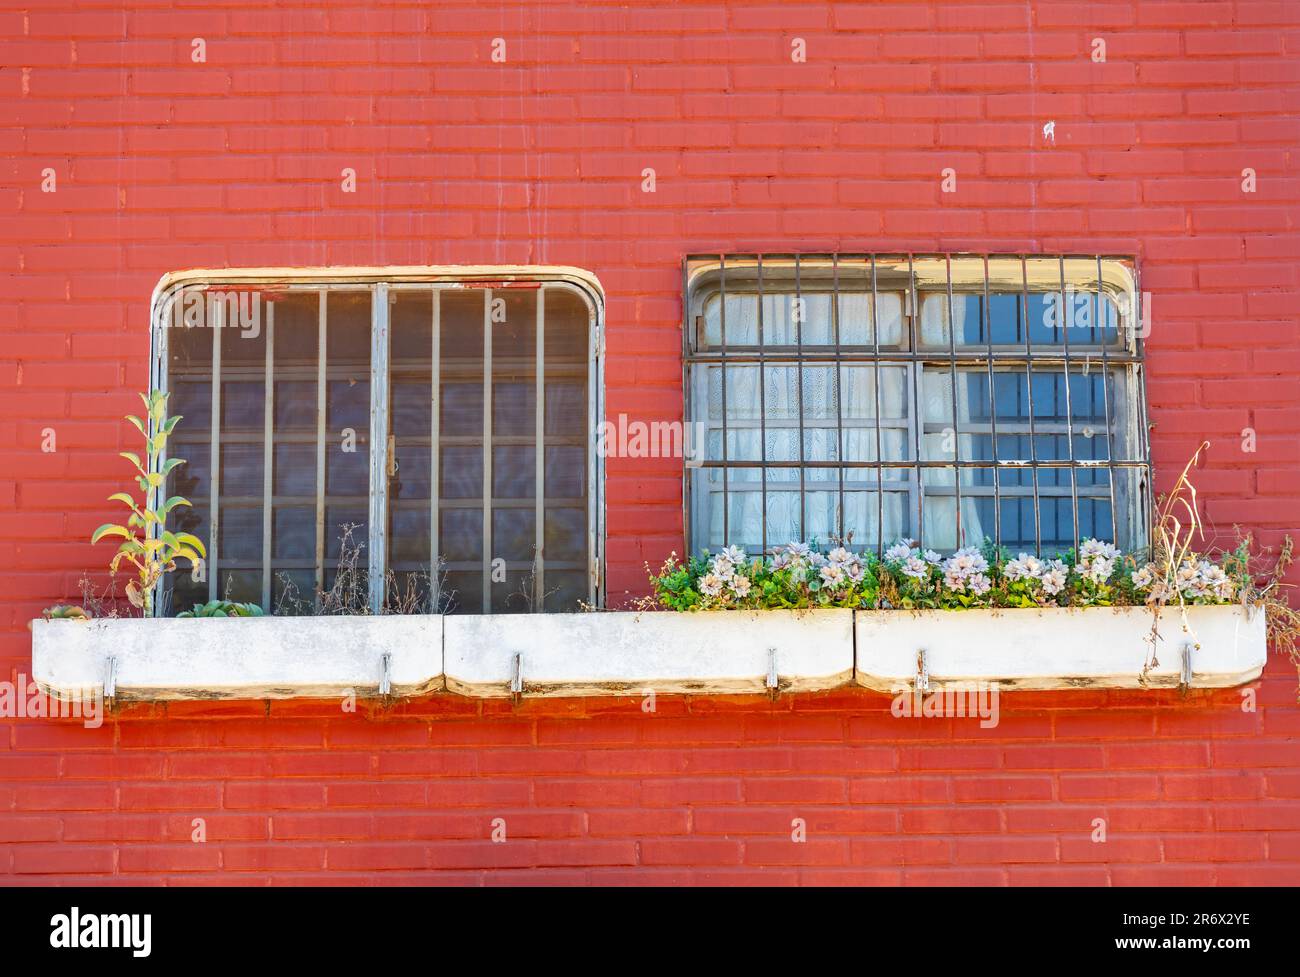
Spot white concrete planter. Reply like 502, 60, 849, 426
854, 605, 1267, 692
443, 610, 855, 697
30, 604, 1266, 703
31, 615, 442, 701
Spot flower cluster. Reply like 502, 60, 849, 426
884, 538, 938, 573
697, 545, 756, 603
941, 547, 992, 597
650, 535, 1250, 612
1077, 538, 1122, 585
1003, 553, 1069, 598
1129, 558, 1235, 604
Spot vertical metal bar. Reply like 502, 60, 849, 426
315, 290, 326, 609
757, 253, 768, 555
1132, 260, 1152, 548
534, 287, 545, 610
794, 255, 806, 543
832, 254, 845, 545
261, 300, 275, 611
719, 255, 729, 546
482, 288, 493, 612
681, 259, 691, 559
430, 288, 440, 607
1096, 256, 1118, 545
208, 288, 222, 602
982, 257, 1000, 549
589, 291, 601, 607
149, 290, 171, 616
870, 254, 884, 558
907, 254, 923, 548
1058, 256, 1080, 556
945, 255, 962, 548
368, 283, 390, 615
1021, 257, 1042, 556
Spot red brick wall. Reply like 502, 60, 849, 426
3, 0, 1299, 883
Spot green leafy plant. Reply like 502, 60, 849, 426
41, 604, 90, 620
177, 599, 264, 618
91, 390, 205, 615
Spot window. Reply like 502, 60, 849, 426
684, 254, 1150, 558
152, 268, 603, 616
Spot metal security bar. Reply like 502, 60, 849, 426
153, 269, 603, 617
683, 253, 1151, 559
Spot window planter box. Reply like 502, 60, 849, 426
30, 616, 442, 701
443, 610, 855, 697
854, 605, 1266, 692
31, 605, 1265, 703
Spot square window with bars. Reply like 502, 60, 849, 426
683, 254, 1151, 559
154, 271, 602, 617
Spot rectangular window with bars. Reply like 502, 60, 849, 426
153, 269, 603, 617
683, 254, 1150, 559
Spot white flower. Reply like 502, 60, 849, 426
1176, 560, 1206, 598
1083, 556, 1115, 585
1080, 538, 1121, 562
885, 539, 915, 563
819, 563, 845, 588
826, 546, 852, 565
721, 545, 747, 566
711, 555, 735, 581
924, 549, 943, 566
1131, 565, 1155, 590
699, 573, 724, 598
773, 542, 810, 570
1198, 562, 1234, 601
941, 547, 990, 591
1202, 567, 1233, 600
1004, 553, 1042, 582
1041, 561, 1068, 595
901, 556, 930, 581
968, 572, 991, 596
730, 574, 752, 598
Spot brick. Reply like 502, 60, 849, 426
1, 0, 1298, 888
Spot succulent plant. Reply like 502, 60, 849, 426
176, 600, 265, 618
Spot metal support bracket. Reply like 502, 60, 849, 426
915, 648, 929, 694
1178, 642, 1192, 697
379, 652, 392, 698
510, 652, 523, 700
766, 647, 779, 698
103, 656, 117, 702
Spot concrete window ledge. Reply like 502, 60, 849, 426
31, 606, 1265, 703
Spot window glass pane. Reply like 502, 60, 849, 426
273, 506, 314, 560
388, 291, 434, 575
274, 442, 315, 497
